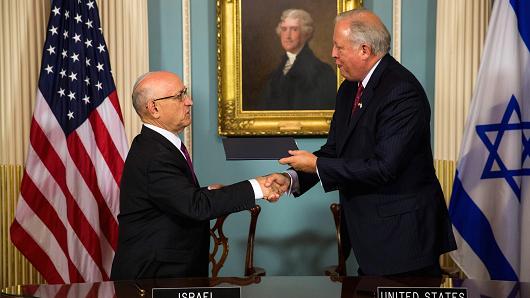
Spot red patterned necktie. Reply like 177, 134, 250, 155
352, 82, 364, 115
180, 142, 198, 184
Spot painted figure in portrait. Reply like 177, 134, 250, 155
254, 9, 336, 110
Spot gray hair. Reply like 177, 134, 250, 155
131, 71, 155, 117
275, 9, 314, 40
336, 8, 391, 55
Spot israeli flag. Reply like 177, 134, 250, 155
449, 0, 530, 281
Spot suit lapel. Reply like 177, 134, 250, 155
337, 54, 392, 156
141, 126, 199, 186
336, 81, 355, 153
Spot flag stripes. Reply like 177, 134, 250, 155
451, 172, 518, 280
10, 0, 128, 283
449, 0, 529, 282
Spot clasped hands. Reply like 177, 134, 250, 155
208, 150, 317, 202
206, 174, 289, 202
255, 173, 290, 202
208, 174, 290, 202
258, 149, 317, 202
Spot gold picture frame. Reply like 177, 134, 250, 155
217, 0, 363, 136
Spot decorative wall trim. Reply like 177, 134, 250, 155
182, 0, 193, 156
392, 0, 401, 62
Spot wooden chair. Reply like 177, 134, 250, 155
325, 203, 461, 278
209, 205, 266, 278
325, 203, 347, 278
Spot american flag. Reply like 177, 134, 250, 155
10, 0, 128, 284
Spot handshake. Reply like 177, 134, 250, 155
208, 149, 318, 202
206, 173, 292, 202
256, 173, 292, 202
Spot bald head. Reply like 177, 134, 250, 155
132, 71, 183, 118
131, 70, 192, 133
336, 8, 391, 56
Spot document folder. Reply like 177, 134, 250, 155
222, 137, 298, 160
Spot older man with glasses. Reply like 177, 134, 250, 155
111, 71, 280, 280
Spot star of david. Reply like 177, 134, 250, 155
475, 95, 530, 201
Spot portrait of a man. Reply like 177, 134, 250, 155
242, 2, 337, 111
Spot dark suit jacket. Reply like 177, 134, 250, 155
254, 44, 336, 110
111, 126, 256, 280
296, 54, 456, 275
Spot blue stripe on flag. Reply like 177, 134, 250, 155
510, 0, 530, 51
449, 171, 519, 281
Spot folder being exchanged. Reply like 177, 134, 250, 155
222, 137, 298, 160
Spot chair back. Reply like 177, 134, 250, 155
325, 203, 347, 277
209, 205, 265, 278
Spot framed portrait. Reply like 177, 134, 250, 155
217, 0, 363, 136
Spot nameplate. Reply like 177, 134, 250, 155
152, 287, 240, 298
377, 287, 467, 298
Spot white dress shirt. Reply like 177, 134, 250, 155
283, 51, 297, 75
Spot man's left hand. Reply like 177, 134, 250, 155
279, 150, 317, 173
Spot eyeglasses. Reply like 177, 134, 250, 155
152, 87, 189, 103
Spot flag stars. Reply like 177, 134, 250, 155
57, 88, 65, 97
97, 44, 105, 53
59, 69, 66, 78
70, 53, 79, 63
82, 95, 90, 104
85, 58, 91, 66
85, 19, 93, 29
64, 10, 70, 19
49, 26, 58, 36
63, 30, 69, 39
87, 1, 95, 9
96, 62, 104, 72
68, 72, 77, 81
84, 39, 92, 48
84, 77, 90, 85
67, 111, 74, 120
74, 14, 82, 23
61, 50, 68, 58
72, 33, 81, 43
44, 65, 53, 74
52, 6, 60, 16
67, 91, 76, 101
96, 81, 103, 90
46, 45, 55, 55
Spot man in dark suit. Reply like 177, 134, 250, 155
266, 9, 456, 276
111, 71, 279, 280
255, 9, 336, 110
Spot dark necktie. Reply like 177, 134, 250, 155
180, 142, 197, 184
352, 82, 364, 115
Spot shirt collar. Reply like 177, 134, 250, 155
144, 123, 182, 151
361, 57, 382, 88
286, 51, 297, 62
